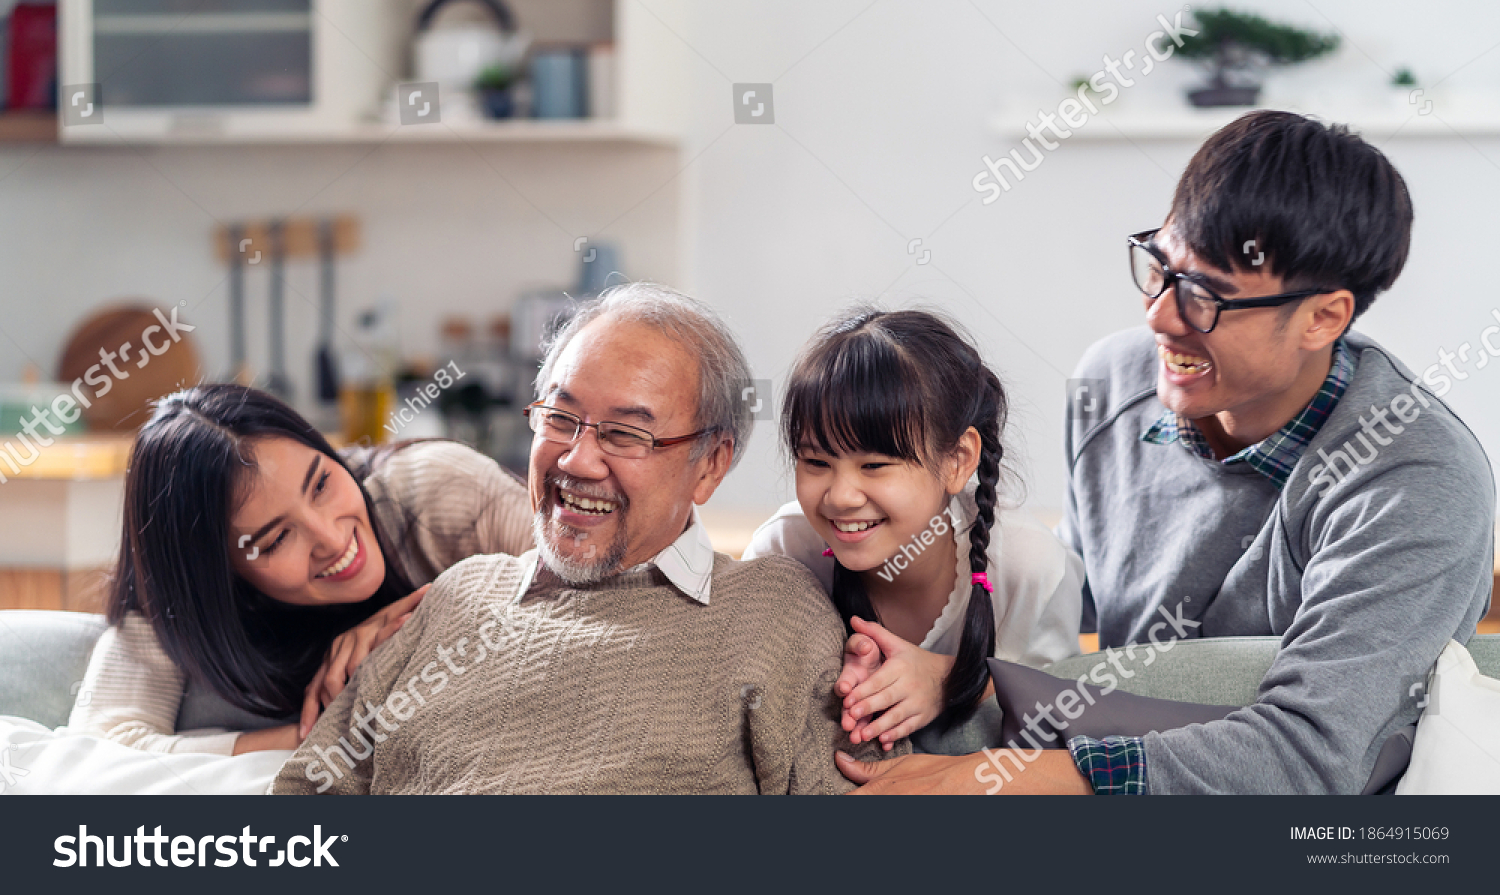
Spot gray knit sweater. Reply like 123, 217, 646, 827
271, 551, 893, 794
1060, 326, 1495, 793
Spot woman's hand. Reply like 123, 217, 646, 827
231, 723, 301, 754
841, 617, 955, 750
299, 584, 429, 737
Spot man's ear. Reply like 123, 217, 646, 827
691, 436, 735, 506
1300, 289, 1355, 351
943, 427, 983, 496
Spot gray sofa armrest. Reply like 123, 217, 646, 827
0, 609, 299, 734
914, 636, 1280, 755
0, 610, 108, 728
915, 635, 1500, 756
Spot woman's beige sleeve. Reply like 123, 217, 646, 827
65, 613, 240, 755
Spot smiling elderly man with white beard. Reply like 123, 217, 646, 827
272, 283, 896, 795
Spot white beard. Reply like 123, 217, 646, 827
532, 509, 629, 586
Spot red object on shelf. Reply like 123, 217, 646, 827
7, 3, 57, 111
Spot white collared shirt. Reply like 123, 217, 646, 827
514, 507, 717, 605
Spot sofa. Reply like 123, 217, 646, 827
5, 609, 1498, 786
0, 610, 289, 733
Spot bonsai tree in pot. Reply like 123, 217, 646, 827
1175, 9, 1340, 107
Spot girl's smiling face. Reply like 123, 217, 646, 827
229, 436, 386, 606
794, 440, 975, 573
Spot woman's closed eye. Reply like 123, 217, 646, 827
253, 472, 332, 557
261, 529, 289, 555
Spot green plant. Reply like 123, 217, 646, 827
1070, 75, 1103, 97
1391, 67, 1417, 87
1175, 9, 1340, 88
473, 64, 518, 92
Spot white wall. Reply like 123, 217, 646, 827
637, 0, 1500, 515
2, 0, 1498, 522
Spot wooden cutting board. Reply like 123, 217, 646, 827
56, 303, 205, 431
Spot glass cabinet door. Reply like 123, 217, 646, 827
92, 0, 312, 106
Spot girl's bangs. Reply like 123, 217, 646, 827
784, 335, 927, 463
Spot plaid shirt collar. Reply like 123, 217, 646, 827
1141, 339, 1354, 488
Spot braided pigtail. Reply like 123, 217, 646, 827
934, 371, 1005, 730
830, 560, 878, 634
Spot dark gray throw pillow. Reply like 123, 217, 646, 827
983, 656, 1412, 794
986, 656, 1239, 748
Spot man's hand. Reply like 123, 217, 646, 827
300, 584, 429, 736
840, 617, 953, 750
836, 749, 1093, 794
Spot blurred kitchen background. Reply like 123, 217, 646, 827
0, 0, 1496, 612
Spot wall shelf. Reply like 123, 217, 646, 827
0, 112, 59, 143
990, 100, 1500, 141
58, 117, 676, 148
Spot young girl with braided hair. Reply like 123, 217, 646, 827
744, 308, 1082, 748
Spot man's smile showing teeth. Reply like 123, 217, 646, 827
1158, 345, 1213, 375
560, 489, 619, 516
316, 535, 359, 579
832, 519, 884, 533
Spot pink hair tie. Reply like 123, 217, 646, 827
822, 548, 835, 557
971, 572, 993, 593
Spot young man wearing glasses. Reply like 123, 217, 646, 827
840, 110, 1494, 794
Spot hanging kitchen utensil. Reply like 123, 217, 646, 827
316, 218, 340, 404
264, 220, 291, 401
227, 222, 248, 384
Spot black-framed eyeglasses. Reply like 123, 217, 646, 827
1128, 228, 1333, 334
523, 402, 711, 459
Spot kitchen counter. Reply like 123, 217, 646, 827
0, 434, 133, 481
0, 435, 132, 612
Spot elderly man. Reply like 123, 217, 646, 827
272, 283, 887, 795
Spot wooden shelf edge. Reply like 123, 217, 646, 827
0, 111, 59, 143
57, 119, 678, 149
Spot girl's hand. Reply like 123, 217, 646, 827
299, 584, 429, 737
232, 723, 301, 754
842, 617, 956, 751
835, 627, 884, 731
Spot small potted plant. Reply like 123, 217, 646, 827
1391, 67, 1431, 114
474, 64, 520, 119
1174, 9, 1340, 107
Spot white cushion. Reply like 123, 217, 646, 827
1397, 640, 1500, 795
0, 716, 289, 795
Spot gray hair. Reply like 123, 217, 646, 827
534, 282, 754, 471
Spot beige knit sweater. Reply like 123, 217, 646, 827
68, 441, 534, 754
271, 551, 899, 794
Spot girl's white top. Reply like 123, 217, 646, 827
743, 484, 1083, 666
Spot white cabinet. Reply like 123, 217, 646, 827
56, 0, 680, 147
59, 0, 404, 143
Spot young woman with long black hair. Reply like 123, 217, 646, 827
68, 384, 533, 754
744, 308, 1083, 748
